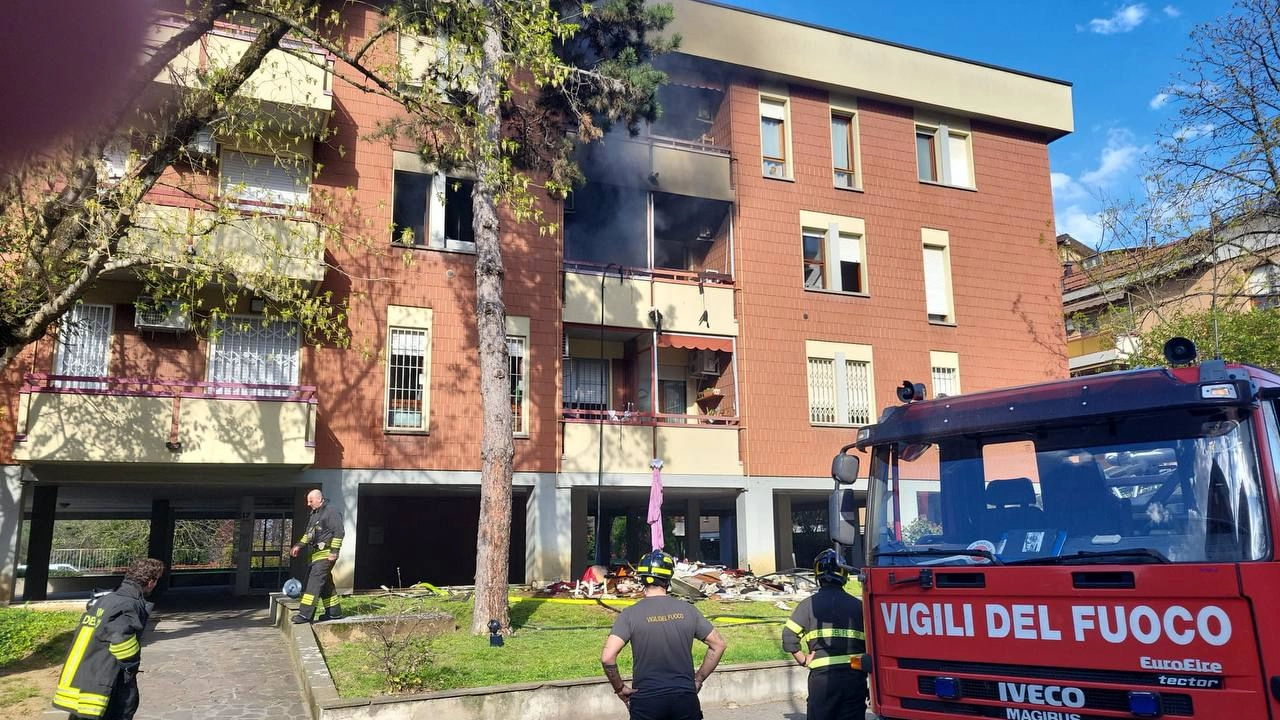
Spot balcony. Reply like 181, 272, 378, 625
148, 20, 333, 137
561, 413, 741, 476
563, 265, 737, 336
13, 375, 317, 466
123, 204, 327, 284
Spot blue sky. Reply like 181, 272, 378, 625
717, 0, 1239, 248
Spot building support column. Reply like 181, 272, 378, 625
735, 481, 776, 575
289, 486, 310, 585
774, 494, 794, 571
234, 496, 255, 596
0, 467, 25, 603
146, 499, 175, 598
22, 483, 57, 602
331, 472, 357, 593
526, 475, 571, 582
683, 498, 701, 562
571, 489, 588, 579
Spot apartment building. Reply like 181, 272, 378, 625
1, 0, 1072, 602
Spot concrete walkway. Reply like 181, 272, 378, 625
42, 590, 309, 720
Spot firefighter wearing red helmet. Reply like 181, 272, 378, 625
601, 550, 729, 719
782, 548, 867, 720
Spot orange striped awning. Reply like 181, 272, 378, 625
657, 334, 733, 353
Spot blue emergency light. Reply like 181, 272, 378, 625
933, 676, 961, 700
1127, 691, 1161, 717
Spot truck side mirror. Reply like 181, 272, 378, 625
829, 487, 863, 568
832, 446, 860, 486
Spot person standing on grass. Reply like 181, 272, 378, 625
53, 557, 165, 720
601, 550, 728, 720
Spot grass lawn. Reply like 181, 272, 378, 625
322, 593, 797, 698
0, 607, 80, 720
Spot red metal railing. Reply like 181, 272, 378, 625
560, 408, 738, 427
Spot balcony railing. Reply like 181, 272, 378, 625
14, 374, 317, 466
563, 264, 738, 336
561, 411, 741, 476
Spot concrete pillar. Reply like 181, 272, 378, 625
683, 498, 701, 562
735, 481, 776, 575
146, 499, 175, 598
0, 467, 25, 603
774, 494, 794, 571
22, 483, 57, 602
571, 489, 588, 579
234, 496, 255, 596
526, 475, 572, 582
330, 472, 356, 593
289, 486, 310, 584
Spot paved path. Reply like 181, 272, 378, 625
704, 700, 876, 720
42, 591, 308, 720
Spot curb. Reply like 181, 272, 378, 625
271, 596, 807, 720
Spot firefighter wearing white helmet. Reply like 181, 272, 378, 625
782, 548, 867, 720
601, 550, 729, 719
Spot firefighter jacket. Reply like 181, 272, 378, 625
782, 584, 866, 671
53, 579, 150, 718
299, 499, 345, 563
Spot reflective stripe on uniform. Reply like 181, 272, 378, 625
330, 538, 343, 550
54, 686, 109, 716
311, 549, 331, 562
108, 635, 140, 660
801, 627, 865, 645
808, 654, 854, 669
58, 625, 95, 689
324, 596, 341, 608
300, 593, 316, 607
785, 619, 804, 635
636, 565, 673, 576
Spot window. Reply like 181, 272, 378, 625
806, 341, 874, 426
1249, 264, 1280, 309
659, 378, 687, 422
915, 122, 973, 188
398, 33, 478, 99
219, 150, 311, 212
563, 358, 608, 411
507, 316, 529, 436
922, 228, 954, 323
392, 154, 475, 250
830, 111, 858, 189
930, 351, 961, 398
384, 306, 433, 431
208, 316, 300, 397
55, 304, 113, 390
760, 96, 789, 178
800, 211, 867, 295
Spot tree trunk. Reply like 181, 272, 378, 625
470, 3, 514, 636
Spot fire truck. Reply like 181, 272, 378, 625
828, 339, 1280, 719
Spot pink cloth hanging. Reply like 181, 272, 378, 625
647, 459, 664, 551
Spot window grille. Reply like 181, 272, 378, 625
845, 359, 871, 425
932, 365, 959, 398
807, 357, 837, 424
386, 327, 427, 429
208, 317, 299, 397
508, 335, 526, 434
563, 358, 607, 410
56, 304, 113, 389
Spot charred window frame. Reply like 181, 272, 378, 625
391, 169, 475, 251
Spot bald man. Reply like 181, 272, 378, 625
290, 489, 345, 623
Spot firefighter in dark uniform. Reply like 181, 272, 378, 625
782, 548, 868, 720
290, 488, 345, 623
53, 557, 165, 720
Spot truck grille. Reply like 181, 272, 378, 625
902, 657, 1219, 690
918, 676, 1193, 715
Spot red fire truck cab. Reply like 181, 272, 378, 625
831, 344, 1280, 719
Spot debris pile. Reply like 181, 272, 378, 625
530, 560, 819, 602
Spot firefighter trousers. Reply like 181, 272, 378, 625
297, 557, 340, 621
806, 667, 867, 720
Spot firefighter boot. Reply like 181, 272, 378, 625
323, 601, 342, 621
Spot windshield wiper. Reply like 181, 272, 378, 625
874, 548, 1002, 565
1003, 548, 1170, 566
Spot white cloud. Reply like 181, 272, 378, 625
1079, 129, 1142, 186
1163, 5, 1181, 17
1057, 204, 1104, 246
1051, 171, 1088, 202
1172, 123, 1215, 141
1087, 4, 1149, 34
1149, 92, 1171, 110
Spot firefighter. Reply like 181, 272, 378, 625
782, 548, 867, 720
601, 550, 728, 720
290, 488, 345, 623
53, 557, 165, 720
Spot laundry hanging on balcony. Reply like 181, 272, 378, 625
648, 458, 665, 551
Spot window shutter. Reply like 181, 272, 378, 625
760, 98, 786, 120
220, 151, 310, 206
924, 245, 949, 318
947, 133, 971, 187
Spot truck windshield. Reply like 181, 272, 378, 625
866, 407, 1269, 566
